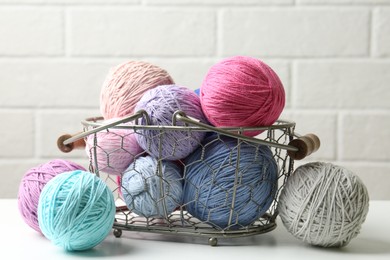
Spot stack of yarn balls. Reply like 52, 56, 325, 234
18, 159, 115, 251
95, 56, 285, 174
17, 55, 370, 250
95, 56, 285, 227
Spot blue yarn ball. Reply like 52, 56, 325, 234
183, 135, 278, 229
134, 84, 207, 160
38, 170, 115, 251
121, 156, 183, 218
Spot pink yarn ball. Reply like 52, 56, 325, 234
200, 56, 285, 136
85, 119, 144, 175
17, 159, 86, 233
100, 60, 174, 119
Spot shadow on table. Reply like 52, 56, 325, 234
65, 238, 134, 257
315, 237, 390, 255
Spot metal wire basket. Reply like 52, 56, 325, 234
57, 110, 320, 246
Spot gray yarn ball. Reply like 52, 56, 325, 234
278, 162, 369, 247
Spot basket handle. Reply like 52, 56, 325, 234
57, 110, 320, 160
57, 110, 149, 153
173, 111, 320, 159
57, 132, 86, 153
287, 133, 320, 160
174, 112, 298, 152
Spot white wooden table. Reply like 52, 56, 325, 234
2, 199, 389, 259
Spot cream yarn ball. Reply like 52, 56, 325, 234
278, 162, 369, 247
100, 60, 174, 119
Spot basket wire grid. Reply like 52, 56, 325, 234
61, 110, 313, 246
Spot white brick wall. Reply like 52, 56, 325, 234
1, 0, 389, 199
0, 7, 63, 56
222, 8, 370, 57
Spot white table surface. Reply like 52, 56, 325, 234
2, 199, 390, 259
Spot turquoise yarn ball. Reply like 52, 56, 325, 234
38, 170, 116, 251
121, 156, 183, 218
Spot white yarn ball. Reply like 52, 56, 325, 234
278, 162, 369, 247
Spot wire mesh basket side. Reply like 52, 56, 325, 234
82, 116, 296, 241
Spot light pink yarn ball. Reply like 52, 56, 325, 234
100, 60, 174, 119
85, 119, 144, 175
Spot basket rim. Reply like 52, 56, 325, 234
63, 110, 298, 152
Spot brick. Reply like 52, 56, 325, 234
147, 59, 215, 91
145, 0, 293, 5
0, 110, 34, 158
287, 160, 390, 200
294, 61, 390, 109
0, 0, 139, 3
0, 60, 117, 108
0, 7, 63, 56
69, 8, 215, 56
373, 8, 390, 57
341, 113, 390, 161
0, 160, 41, 198
265, 60, 291, 108
37, 110, 99, 159
0, 159, 89, 198
221, 8, 369, 57
298, 0, 390, 4
281, 110, 337, 160
340, 162, 390, 200
149, 59, 290, 103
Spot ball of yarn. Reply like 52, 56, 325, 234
85, 118, 143, 175
183, 135, 278, 229
17, 159, 86, 233
135, 84, 207, 160
278, 162, 369, 247
100, 60, 174, 119
121, 156, 183, 218
38, 170, 115, 251
200, 56, 285, 136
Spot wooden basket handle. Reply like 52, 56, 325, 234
287, 133, 320, 160
57, 132, 86, 153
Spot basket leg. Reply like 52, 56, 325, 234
208, 237, 218, 246
113, 228, 122, 238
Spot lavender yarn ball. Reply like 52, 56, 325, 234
135, 84, 207, 160
100, 60, 174, 119
17, 159, 86, 233
85, 118, 144, 175
278, 162, 369, 247
121, 156, 183, 218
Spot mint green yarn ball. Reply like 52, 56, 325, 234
38, 170, 115, 251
